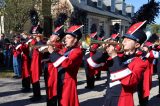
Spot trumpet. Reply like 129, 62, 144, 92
31, 43, 63, 53
82, 35, 124, 52
30, 44, 50, 52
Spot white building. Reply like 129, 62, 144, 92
56, 0, 134, 37
30, 0, 134, 37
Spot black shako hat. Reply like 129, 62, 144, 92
52, 13, 67, 39
123, 21, 147, 44
65, 25, 84, 40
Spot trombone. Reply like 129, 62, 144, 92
82, 35, 124, 52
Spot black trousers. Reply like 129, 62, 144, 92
47, 96, 59, 106
32, 81, 41, 97
0, 52, 4, 67
95, 71, 101, 80
22, 77, 31, 90
43, 62, 48, 91
84, 54, 95, 88
158, 77, 160, 95
86, 76, 95, 88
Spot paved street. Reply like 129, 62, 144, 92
0, 69, 160, 106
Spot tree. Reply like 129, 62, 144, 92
4, 0, 34, 34
150, 24, 160, 34
32, 0, 60, 37
132, 0, 160, 26
42, 0, 52, 37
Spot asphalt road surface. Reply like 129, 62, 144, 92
0, 70, 160, 106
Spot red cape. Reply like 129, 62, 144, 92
30, 48, 42, 83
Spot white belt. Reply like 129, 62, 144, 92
109, 80, 121, 88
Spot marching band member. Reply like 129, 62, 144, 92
84, 24, 100, 89
136, 41, 159, 106
30, 25, 44, 102
20, 32, 33, 92
106, 33, 122, 87
150, 38, 160, 98
11, 32, 33, 92
87, 21, 148, 106
47, 24, 83, 106
46, 13, 67, 105
156, 42, 160, 98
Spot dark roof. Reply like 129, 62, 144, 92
70, 0, 131, 22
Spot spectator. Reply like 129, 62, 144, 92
0, 34, 7, 67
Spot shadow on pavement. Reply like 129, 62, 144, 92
152, 80, 159, 88
148, 95, 160, 106
0, 90, 22, 97
77, 75, 107, 86
80, 96, 105, 106
0, 95, 46, 106
78, 82, 106, 95
77, 80, 86, 85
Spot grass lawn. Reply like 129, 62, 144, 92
0, 68, 14, 78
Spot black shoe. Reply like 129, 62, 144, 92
30, 96, 42, 102
21, 88, 31, 93
29, 95, 34, 98
156, 94, 160, 98
15, 76, 21, 79
13, 75, 18, 78
95, 77, 101, 80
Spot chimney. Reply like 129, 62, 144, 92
115, 0, 126, 15
103, 0, 115, 12
126, 4, 134, 17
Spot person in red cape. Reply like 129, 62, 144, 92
46, 14, 66, 105
87, 21, 148, 106
83, 23, 100, 89
20, 32, 34, 92
47, 24, 83, 106
106, 33, 123, 87
136, 41, 159, 106
30, 25, 44, 102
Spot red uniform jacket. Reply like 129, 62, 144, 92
88, 43, 100, 77
146, 50, 159, 75
47, 63, 58, 99
13, 43, 22, 57
13, 39, 33, 79
118, 57, 148, 106
47, 43, 64, 99
87, 52, 148, 106
142, 50, 159, 98
30, 40, 43, 84
48, 46, 83, 106
21, 43, 30, 79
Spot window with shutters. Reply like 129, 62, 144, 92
83, 18, 89, 34
97, 0, 103, 8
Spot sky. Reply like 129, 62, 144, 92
126, 0, 160, 24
